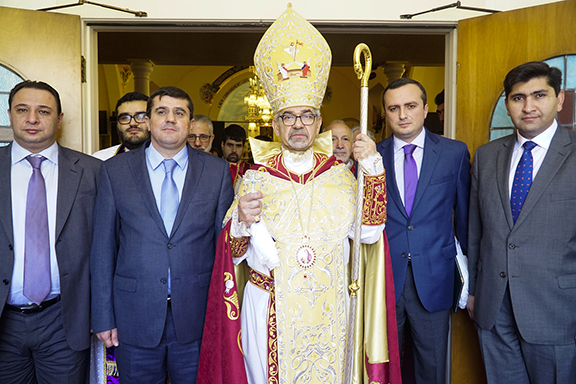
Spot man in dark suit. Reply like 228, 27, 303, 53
376, 78, 470, 384
91, 86, 234, 383
0, 80, 101, 383
468, 61, 576, 383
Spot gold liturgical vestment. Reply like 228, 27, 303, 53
224, 135, 387, 384
232, 158, 354, 383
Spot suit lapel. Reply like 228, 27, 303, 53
496, 135, 516, 230
170, 146, 204, 237
127, 145, 168, 237
56, 146, 82, 240
412, 130, 440, 214
515, 127, 572, 227
0, 145, 14, 244
379, 137, 406, 218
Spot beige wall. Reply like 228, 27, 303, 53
2, 0, 563, 21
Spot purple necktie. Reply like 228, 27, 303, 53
404, 144, 418, 217
511, 141, 537, 224
24, 155, 50, 305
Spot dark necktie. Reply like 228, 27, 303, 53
404, 144, 418, 217
511, 141, 537, 223
24, 155, 50, 305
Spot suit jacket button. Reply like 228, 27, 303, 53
508, 244, 516, 249
167, 243, 173, 249
408, 225, 413, 231
402, 253, 408, 258
2, 279, 8, 285
160, 278, 167, 284
500, 272, 506, 278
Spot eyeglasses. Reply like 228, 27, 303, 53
278, 113, 317, 126
188, 134, 211, 142
118, 112, 147, 125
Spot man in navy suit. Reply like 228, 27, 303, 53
91, 86, 234, 383
376, 78, 470, 383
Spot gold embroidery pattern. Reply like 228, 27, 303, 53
223, 272, 240, 320
363, 172, 387, 226
238, 330, 244, 354
249, 269, 278, 384
230, 236, 249, 258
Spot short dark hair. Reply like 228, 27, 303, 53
382, 78, 427, 106
115, 92, 148, 116
148, 86, 194, 120
223, 124, 247, 144
9, 80, 62, 115
434, 89, 444, 106
504, 61, 562, 98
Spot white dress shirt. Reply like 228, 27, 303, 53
393, 128, 426, 207
9, 141, 60, 305
508, 121, 557, 198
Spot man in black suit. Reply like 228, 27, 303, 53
0, 80, 101, 383
91, 86, 234, 383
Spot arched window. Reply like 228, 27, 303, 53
0, 64, 25, 144
489, 55, 576, 141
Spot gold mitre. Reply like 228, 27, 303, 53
254, 3, 332, 114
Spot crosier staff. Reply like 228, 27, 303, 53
344, 42, 372, 384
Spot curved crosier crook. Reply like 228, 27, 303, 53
353, 43, 372, 88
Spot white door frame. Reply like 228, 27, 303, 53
81, 19, 458, 154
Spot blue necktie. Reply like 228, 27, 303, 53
24, 155, 50, 305
511, 141, 537, 223
161, 159, 179, 295
161, 159, 179, 235
404, 144, 418, 217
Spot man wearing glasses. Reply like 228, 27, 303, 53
93, 92, 150, 160
188, 114, 215, 153
198, 6, 398, 383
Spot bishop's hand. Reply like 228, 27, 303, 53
353, 133, 377, 161
238, 191, 264, 228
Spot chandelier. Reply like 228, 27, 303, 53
244, 74, 272, 137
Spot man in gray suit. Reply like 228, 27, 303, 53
468, 61, 576, 383
91, 86, 234, 383
0, 80, 101, 383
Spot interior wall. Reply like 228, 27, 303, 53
2, 0, 563, 22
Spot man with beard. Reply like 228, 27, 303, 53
198, 5, 400, 384
188, 114, 215, 153
221, 124, 250, 191
93, 92, 149, 160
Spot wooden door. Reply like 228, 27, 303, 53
453, 2, 576, 383
0, 6, 82, 150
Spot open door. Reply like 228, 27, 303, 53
0, 6, 82, 151
453, 1, 576, 383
